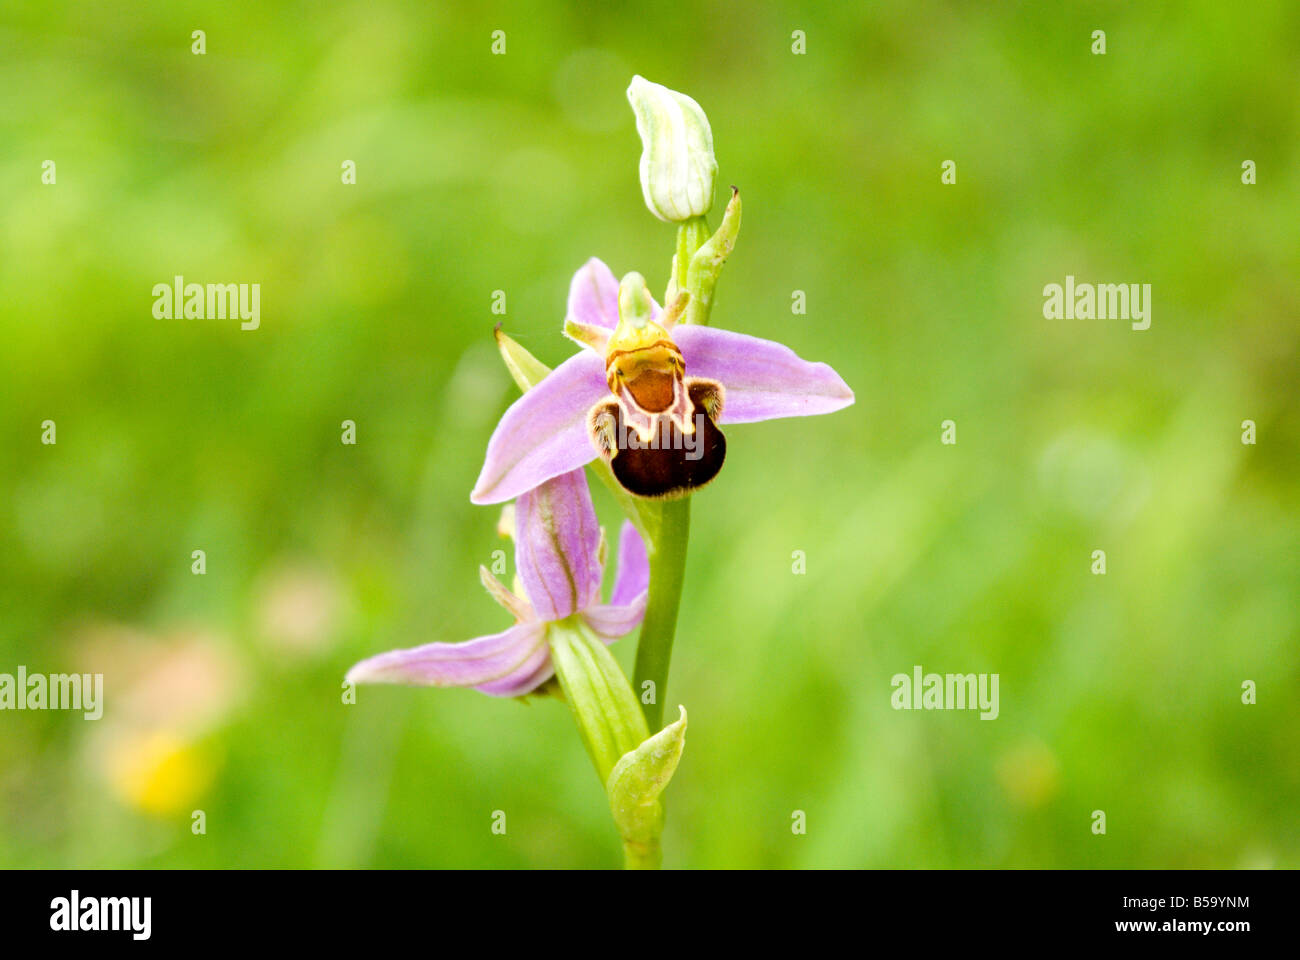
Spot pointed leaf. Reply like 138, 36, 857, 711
606, 705, 688, 860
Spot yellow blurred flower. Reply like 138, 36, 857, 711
104, 730, 214, 818
73, 624, 245, 818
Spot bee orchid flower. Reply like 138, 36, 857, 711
470, 258, 855, 505
344, 74, 852, 870
346, 469, 649, 697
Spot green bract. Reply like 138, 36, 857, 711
548, 621, 689, 870
607, 706, 688, 870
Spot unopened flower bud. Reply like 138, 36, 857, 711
626, 75, 717, 223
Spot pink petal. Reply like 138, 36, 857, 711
515, 470, 603, 622
610, 521, 649, 607
673, 325, 855, 424
582, 599, 647, 641
582, 521, 649, 641
470, 350, 606, 504
472, 647, 556, 697
564, 257, 663, 340
566, 258, 621, 330
345, 621, 549, 694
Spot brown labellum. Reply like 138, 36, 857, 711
588, 380, 726, 499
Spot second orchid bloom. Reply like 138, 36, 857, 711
346, 469, 649, 698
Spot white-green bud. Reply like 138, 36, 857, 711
626, 75, 717, 223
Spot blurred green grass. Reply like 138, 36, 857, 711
0, 0, 1296, 868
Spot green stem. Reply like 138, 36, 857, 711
622, 839, 662, 870
633, 496, 690, 732
673, 216, 709, 297
628, 217, 709, 735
